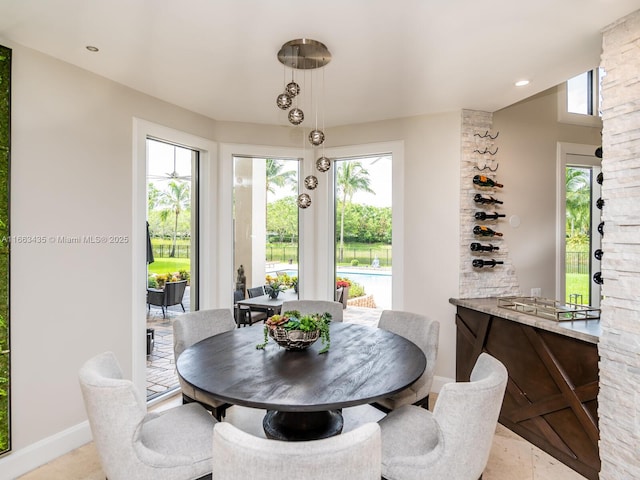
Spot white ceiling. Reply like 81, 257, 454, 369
1, 0, 639, 127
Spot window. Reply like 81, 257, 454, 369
558, 68, 604, 127
567, 68, 604, 116
556, 144, 601, 308
147, 138, 199, 311
146, 138, 199, 401
233, 156, 300, 296
333, 154, 393, 310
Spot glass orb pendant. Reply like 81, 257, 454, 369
276, 93, 292, 110
309, 129, 325, 146
316, 156, 331, 172
288, 107, 304, 125
304, 175, 318, 190
285, 81, 300, 97
297, 193, 312, 209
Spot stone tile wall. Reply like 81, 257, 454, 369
460, 110, 520, 298
598, 10, 640, 479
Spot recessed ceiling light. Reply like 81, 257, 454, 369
86, 46, 99, 52
515, 79, 530, 87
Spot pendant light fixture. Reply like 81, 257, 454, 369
275, 38, 331, 208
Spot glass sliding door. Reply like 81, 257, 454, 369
146, 138, 199, 401
333, 155, 392, 310
233, 156, 299, 299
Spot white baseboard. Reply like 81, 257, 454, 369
431, 374, 455, 394
0, 421, 92, 480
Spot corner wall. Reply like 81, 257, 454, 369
598, 10, 640, 478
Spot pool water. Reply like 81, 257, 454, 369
270, 268, 392, 309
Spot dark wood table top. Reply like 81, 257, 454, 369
236, 289, 298, 312
176, 322, 426, 412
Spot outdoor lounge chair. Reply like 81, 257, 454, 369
147, 280, 187, 318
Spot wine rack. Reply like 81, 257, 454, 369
594, 147, 603, 286
471, 135, 504, 269
461, 113, 518, 298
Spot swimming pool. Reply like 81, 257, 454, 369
269, 268, 392, 309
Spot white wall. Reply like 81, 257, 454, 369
493, 88, 601, 297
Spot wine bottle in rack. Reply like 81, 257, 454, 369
597, 172, 603, 185
596, 197, 605, 210
598, 221, 604, 235
594, 249, 603, 261
470, 242, 499, 252
473, 225, 503, 237
472, 259, 504, 268
474, 211, 506, 220
474, 194, 503, 205
473, 175, 503, 188
593, 272, 603, 285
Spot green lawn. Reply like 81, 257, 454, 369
148, 257, 190, 276
566, 273, 590, 304
148, 238, 191, 276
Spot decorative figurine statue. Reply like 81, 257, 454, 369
236, 264, 246, 294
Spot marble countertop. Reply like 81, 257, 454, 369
449, 297, 601, 344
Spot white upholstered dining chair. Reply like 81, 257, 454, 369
173, 308, 236, 419
78, 351, 216, 480
280, 299, 344, 322
211, 422, 381, 480
371, 309, 439, 411
378, 353, 508, 480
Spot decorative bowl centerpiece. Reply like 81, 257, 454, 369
256, 310, 332, 353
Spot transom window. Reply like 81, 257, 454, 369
567, 68, 604, 117
558, 68, 604, 127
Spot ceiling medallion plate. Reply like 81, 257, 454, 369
278, 39, 331, 70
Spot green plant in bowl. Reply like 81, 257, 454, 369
256, 310, 332, 353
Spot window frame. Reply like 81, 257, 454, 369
557, 68, 604, 127
555, 142, 601, 307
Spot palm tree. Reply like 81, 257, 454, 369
565, 167, 591, 238
158, 180, 190, 257
147, 182, 161, 210
336, 161, 374, 261
265, 158, 297, 195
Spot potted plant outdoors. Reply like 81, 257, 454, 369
265, 276, 287, 299
336, 278, 351, 309
256, 310, 332, 354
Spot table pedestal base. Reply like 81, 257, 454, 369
263, 410, 343, 441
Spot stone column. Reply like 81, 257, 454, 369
598, 10, 640, 479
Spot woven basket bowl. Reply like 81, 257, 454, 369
269, 327, 320, 350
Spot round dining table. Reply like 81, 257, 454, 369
176, 322, 426, 441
